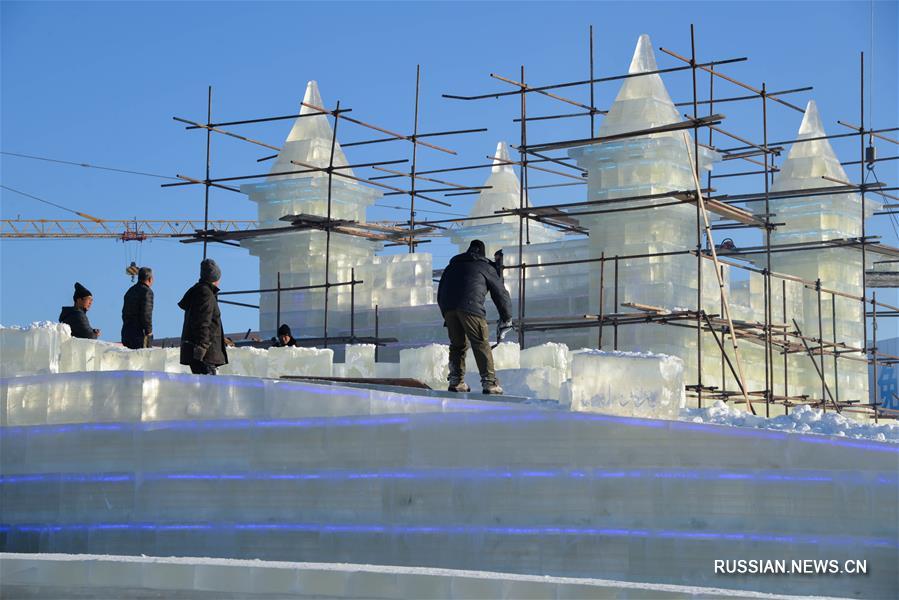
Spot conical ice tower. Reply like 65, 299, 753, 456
765, 100, 879, 403
568, 34, 724, 389
239, 81, 383, 335
451, 141, 562, 258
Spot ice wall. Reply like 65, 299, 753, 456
3, 372, 895, 598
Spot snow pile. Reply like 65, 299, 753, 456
683, 401, 899, 443
0, 321, 71, 377
568, 349, 686, 419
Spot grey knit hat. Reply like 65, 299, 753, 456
200, 258, 221, 283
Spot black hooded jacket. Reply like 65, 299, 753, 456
437, 250, 513, 322
121, 282, 154, 348
59, 306, 98, 339
178, 281, 228, 366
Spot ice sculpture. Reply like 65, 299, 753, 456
239, 81, 433, 338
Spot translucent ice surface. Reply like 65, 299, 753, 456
520, 342, 569, 375
465, 342, 519, 373
0, 322, 70, 377
400, 344, 449, 389
267, 346, 333, 378
569, 350, 685, 418
217, 346, 269, 378
344, 344, 376, 378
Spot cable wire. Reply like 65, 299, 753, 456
0, 184, 103, 222
1, 151, 178, 181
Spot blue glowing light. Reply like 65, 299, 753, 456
1, 467, 892, 486
0, 520, 893, 549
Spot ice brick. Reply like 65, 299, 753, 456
345, 344, 376, 378
218, 346, 269, 378
0, 321, 70, 377
267, 346, 333, 378
498, 367, 565, 401
59, 337, 103, 372
465, 342, 519, 373
400, 344, 448, 389
568, 350, 685, 419
520, 342, 569, 374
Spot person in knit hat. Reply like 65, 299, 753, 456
178, 258, 228, 374
272, 323, 298, 347
59, 282, 100, 339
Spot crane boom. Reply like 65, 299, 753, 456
1, 219, 258, 239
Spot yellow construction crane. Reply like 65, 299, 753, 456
1, 219, 257, 240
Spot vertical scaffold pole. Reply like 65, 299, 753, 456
323, 100, 342, 348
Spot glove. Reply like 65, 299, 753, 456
192, 344, 208, 361
497, 320, 514, 340
498, 320, 513, 331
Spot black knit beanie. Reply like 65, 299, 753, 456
73, 282, 92, 301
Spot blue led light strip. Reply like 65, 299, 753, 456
1, 467, 894, 486
0, 520, 893, 549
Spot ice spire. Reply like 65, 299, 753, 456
491, 141, 514, 174
773, 100, 850, 190
597, 34, 681, 137
468, 141, 522, 220
268, 80, 351, 179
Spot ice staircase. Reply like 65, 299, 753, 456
1, 371, 896, 598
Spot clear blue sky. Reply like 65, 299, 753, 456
2, 1, 897, 339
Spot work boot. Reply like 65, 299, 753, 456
448, 381, 471, 393
481, 381, 504, 395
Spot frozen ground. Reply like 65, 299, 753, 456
682, 400, 899, 444
0, 553, 850, 599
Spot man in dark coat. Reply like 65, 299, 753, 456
121, 266, 155, 349
437, 239, 513, 394
272, 323, 298, 347
178, 259, 228, 375
59, 282, 100, 339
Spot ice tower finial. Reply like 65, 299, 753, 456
629, 34, 659, 74
597, 34, 680, 137
773, 100, 846, 184
269, 80, 351, 178
491, 142, 513, 173
797, 100, 825, 138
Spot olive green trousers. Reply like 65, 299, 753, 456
444, 309, 496, 386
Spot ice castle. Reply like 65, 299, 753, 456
2, 33, 895, 600
235, 34, 875, 407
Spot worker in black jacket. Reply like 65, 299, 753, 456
121, 266, 154, 349
59, 282, 100, 339
437, 239, 513, 394
178, 259, 228, 375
